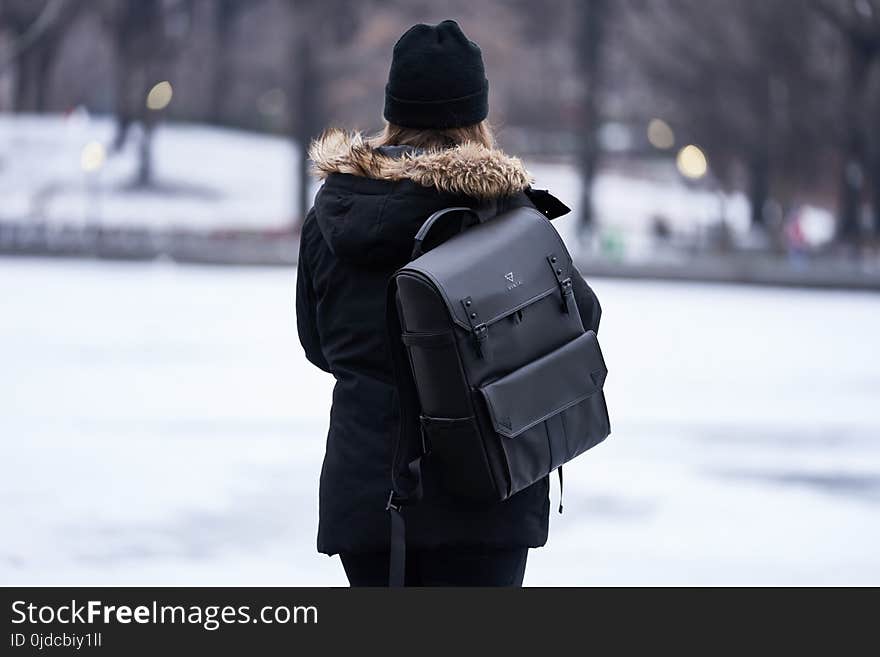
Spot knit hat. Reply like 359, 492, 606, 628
383, 20, 489, 129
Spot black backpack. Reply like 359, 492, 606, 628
385, 201, 610, 585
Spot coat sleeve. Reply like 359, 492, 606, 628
571, 265, 602, 334
296, 212, 331, 373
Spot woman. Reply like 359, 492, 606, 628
296, 20, 601, 586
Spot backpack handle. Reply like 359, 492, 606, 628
412, 206, 481, 259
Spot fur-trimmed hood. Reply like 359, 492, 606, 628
309, 129, 532, 200
306, 129, 536, 268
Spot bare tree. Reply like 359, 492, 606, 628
574, 0, 610, 233
287, 0, 371, 228
812, 0, 880, 241
209, 0, 256, 125
621, 0, 832, 232
99, 0, 194, 187
0, 0, 83, 112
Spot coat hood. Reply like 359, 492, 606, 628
309, 129, 532, 199
307, 130, 533, 267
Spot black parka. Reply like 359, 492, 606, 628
296, 130, 601, 555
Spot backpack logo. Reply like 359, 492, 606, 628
505, 272, 515, 282
504, 271, 522, 290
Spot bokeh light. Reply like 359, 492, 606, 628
647, 118, 675, 150
80, 141, 106, 172
146, 81, 174, 111
676, 144, 707, 179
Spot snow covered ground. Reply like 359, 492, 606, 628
2, 258, 878, 586
1, 114, 773, 255
0, 114, 298, 230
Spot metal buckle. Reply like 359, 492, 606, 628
561, 277, 573, 313
472, 323, 488, 357
461, 296, 489, 358
547, 254, 573, 313
386, 490, 401, 512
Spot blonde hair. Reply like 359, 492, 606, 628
368, 120, 495, 150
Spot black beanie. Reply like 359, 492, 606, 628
384, 20, 489, 129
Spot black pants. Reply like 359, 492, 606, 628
340, 547, 528, 587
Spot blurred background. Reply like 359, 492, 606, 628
1, 0, 879, 586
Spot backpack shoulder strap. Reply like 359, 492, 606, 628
382, 200, 502, 586
384, 275, 426, 586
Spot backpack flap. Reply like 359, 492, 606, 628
405, 206, 573, 332
480, 331, 607, 438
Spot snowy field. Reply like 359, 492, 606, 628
0, 114, 297, 229
1, 114, 784, 258
1, 258, 878, 586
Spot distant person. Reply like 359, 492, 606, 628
296, 20, 602, 586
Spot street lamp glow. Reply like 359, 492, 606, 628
80, 141, 106, 172
146, 81, 173, 110
676, 144, 707, 179
647, 118, 675, 149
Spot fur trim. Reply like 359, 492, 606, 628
309, 129, 532, 200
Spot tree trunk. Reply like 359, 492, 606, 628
13, 48, 38, 112
111, 13, 134, 152
575, 0, 606, 235
578, 99, 599, 231
748, 153, 770, 229
111, 50, 134, 152
293, 33, 318, 230
34, 40, 57, 112
870, 78, 880, 237
10, 16, 62, 112
137, 121, 154, 187
871, 147, 880, 237
839, 155, 864, 242
110, 0, 164, 185
210, 3, 236, 125
837, 40, 871, 243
